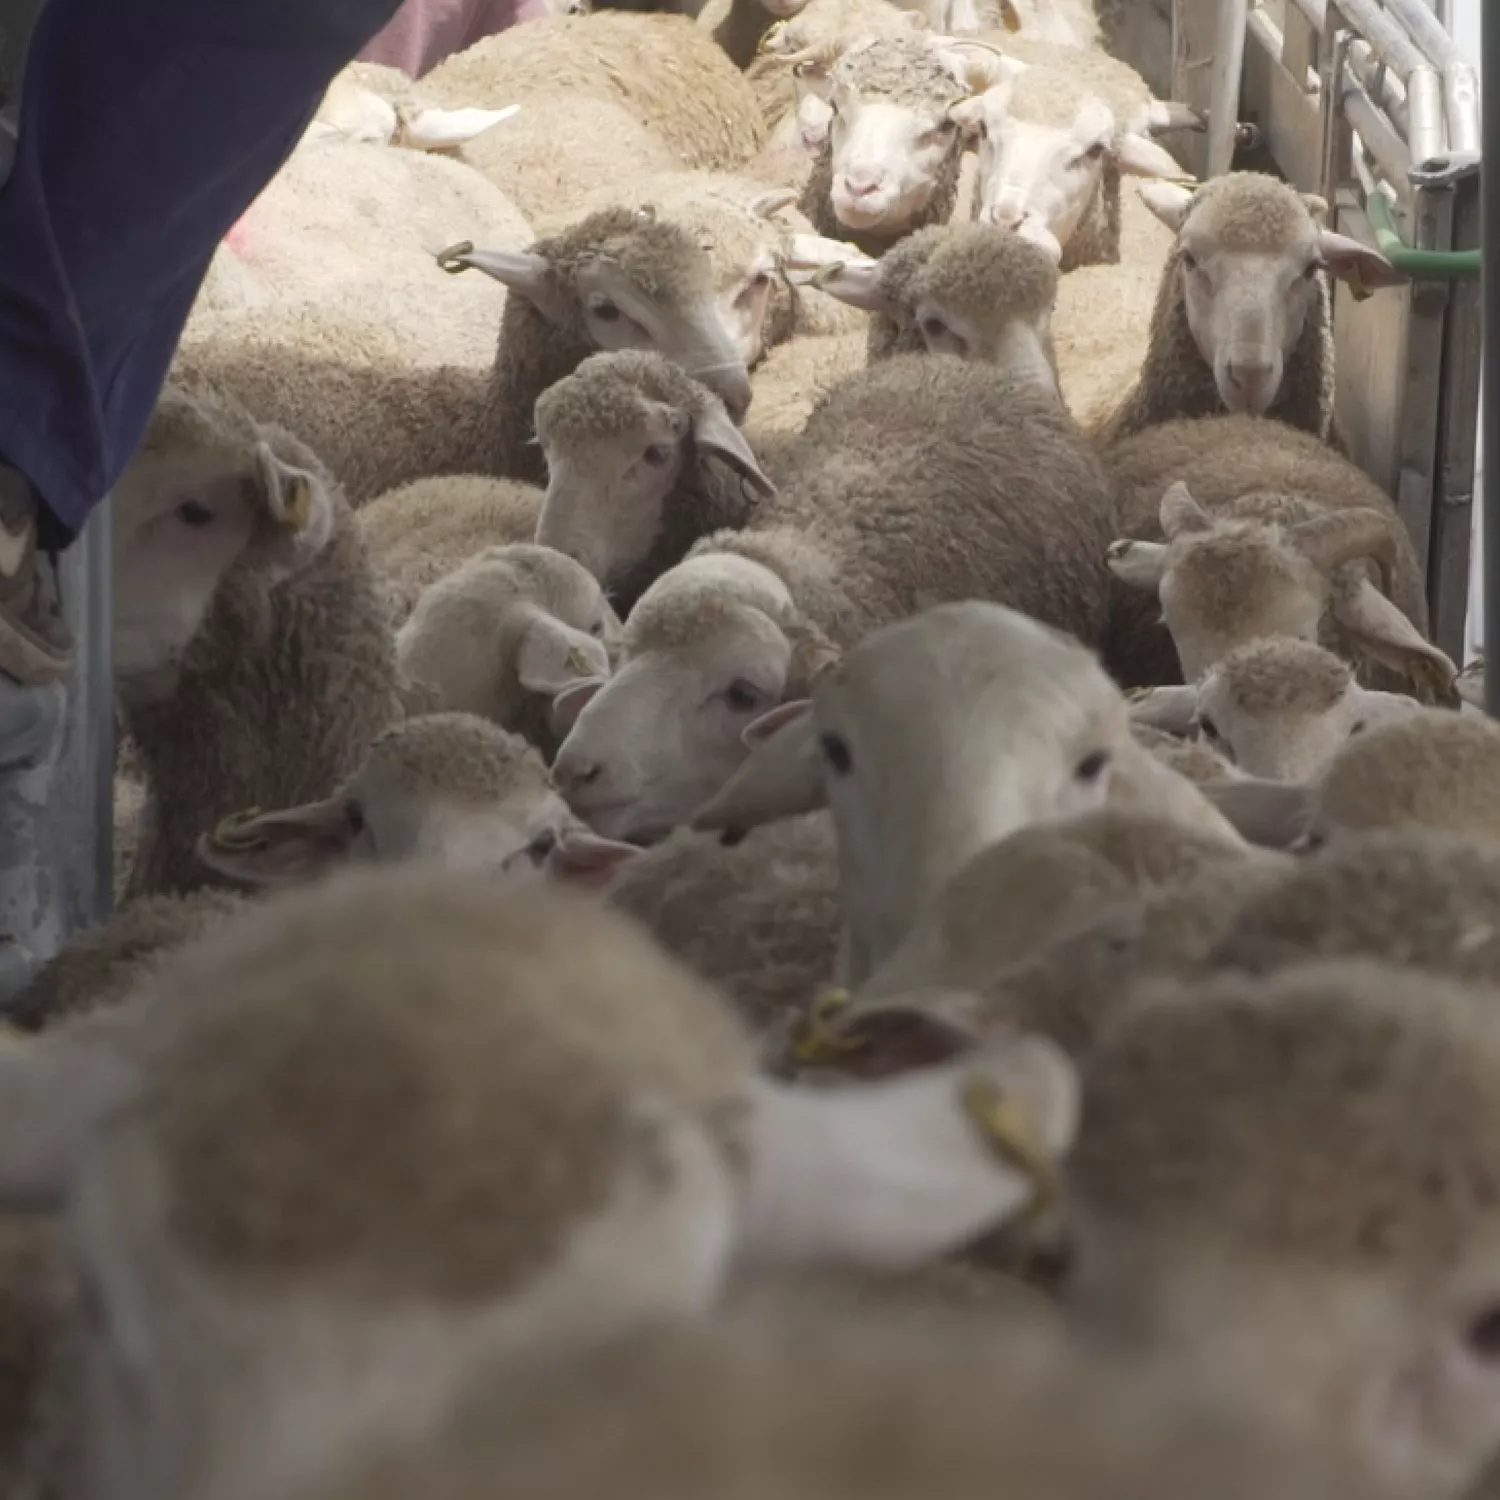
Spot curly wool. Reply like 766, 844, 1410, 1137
1211, 638, 1352, 717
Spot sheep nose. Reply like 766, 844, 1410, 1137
1226, 360, 1276, 414
842, 166, 885, 198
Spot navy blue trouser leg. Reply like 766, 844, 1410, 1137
0, 0, 403, 541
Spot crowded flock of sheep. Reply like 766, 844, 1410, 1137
5, 0, 1500, 1496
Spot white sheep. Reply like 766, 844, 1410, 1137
951, 36, 1200, 268
115, 379, 401, 899
1128, 636, 1425, 782
0, 868, 1079, 1500
1068, 957, 1500, 1500
307, 61, 520, 152
684, 601, 1241, 989
396, 547, 618, 754
423, 11, 768, 170
1098, 172, 1406, 442
547, 353, 1117, 841
355, 474, 543, 624
179, 206, 755, 505
532, 350, 777, 610
1101, 416, 1447, 692
743, 327, 868, 444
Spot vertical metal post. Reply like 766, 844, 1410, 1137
1484, 0, 1500, 714
1209, 0, 1251, 176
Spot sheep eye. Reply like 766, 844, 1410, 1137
589, 618, 606, 637
1074, 749, 1110, 782
177, 500, 214, 527
977, 122, 989, 141
1466, 1307, 1500, 1362
1198, 717, 1222, 743
344, 799, 366, 835
526, 829, 557, 865
1179, 250, 1199, 274
1348, 719, 1367, 736
723, 679, 763, 713
820, 732, 853, 775
921, 316, 947, 340
642, 443, 673, 467
588, 296, 621, 322
1082, 140, 1108, 161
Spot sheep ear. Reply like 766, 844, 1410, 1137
437, 245, 570, 321
195, 798, 360, 888
797, 93, 835, 154
1330, 581, 1458, 698
807, 258, 892, 315
550, 676, 607, 741
790, 992, 984, 1082
252, 441, 336, 570
1128, 684, 1200, 735
1118, 132, 1191, 180
1159, 480, 1213, 537
749, 189, 799, 221
0, 1032, 140, 1211
1196, 777, 1314, 850
690, 701, 825, 843
1105, 538, 1168, 591
691, 404, 777, 500
1137, 179, 1195, 231
516, 613, 611, 697
400, 103, 519, 149
547, 827, 642, 888
740, 1035, 1077, 1271
1318, 229, 1408, 292
1141, 99, 1206, 135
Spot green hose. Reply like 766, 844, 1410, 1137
1365, 189, 1482, 278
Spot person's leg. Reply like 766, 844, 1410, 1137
0, 0, 401, 685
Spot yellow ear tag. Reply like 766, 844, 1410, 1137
281, 476, 313, 533
212, 807, 266, 849
960, 1072, 1055, 1224
566, 646, 592, 675
790, 987, 865, 1066
1345, 264, 1374, 302
758, 20, 787, 54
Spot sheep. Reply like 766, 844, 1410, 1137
178, 206, 754, 506
184, 136, 533, 371
951, 37, 1200, 269
115, 380, 401, 899
547, 356, 1118, 842
1135, 722, 1243, 784
284, 1294, 1344, 1500
680, 602, 1241, 992
1, 868, 1080, 1500
794, 34, 1011, 253
805, 219, 1061, 371
423, 11, 768, 170
1128, 637, 1427, 782
1198, 708, 1500, 855
1101, 415, 1443, 690
396, 550, 618, 754
1097, 172, 1407, 443
308, 61, 520, 151
569, 811, 842, 1035
744, 328, 867, 444
458, 97, 681, 221
355, 475, 543, 624
7, 891, 248, 1035
1050, 249, 1164, 430
1066, 958, 1500, 1500
532, 351, 777, 611
548, 171, 870, 357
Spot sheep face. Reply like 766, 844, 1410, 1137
1139, 175, 1405, 419
809, 603, 1127, 983
817, 38, 973, 238
1191, 640, 1422, 783
552, 603, 802, 842
534, 353, 774, 604
197, 715, 577, 889
958, 83, 1114, 248
396, 545, 616, 743
113, 390, 336, 702
1067, 962, 1500, 1500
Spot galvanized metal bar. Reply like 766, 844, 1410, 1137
1440, 59, 1481, 158
1340, 75, 1413, 198
1332, 0, 1431, 78
1319, 20, 1353, 206
1208, 0, 1250, 176
1347, 38, 1410, 139
1403, 64, 1449, 167
1284, 0, 1325, 32
1380, 0, 1459, 71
